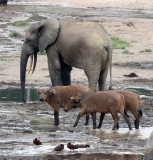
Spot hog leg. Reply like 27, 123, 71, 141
84, 113, 90, 126
122, 114, 132, 130
91, 112, 96, 129
97, 113, 105, 129
111, 112, 119, 130
73, 109, 86, 127
54, 110, 59, 126
132, 111, 140, 129
119, 109, 132, 130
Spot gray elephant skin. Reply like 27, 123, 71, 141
20, 18, 113, 102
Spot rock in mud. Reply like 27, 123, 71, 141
145, 131, 153, 159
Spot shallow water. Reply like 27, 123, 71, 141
0, 86, 152, 103
0, 86, 151, 159
0, 88, 39, 102
0, 106, 150, 158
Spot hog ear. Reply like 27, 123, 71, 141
74, 98, 80, 103
67, 95, 72, 101
52, 89, 57, 95
47, 90, 50, 94
48, 89, 57, 96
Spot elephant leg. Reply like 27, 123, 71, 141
61, 60, 72, 86
83, 58, 102, 90
47, 48, 62, 86
87, 71, 100, 90
98, 66, 109, 91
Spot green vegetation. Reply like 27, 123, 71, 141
39, 50, 47, 55
111, 37, 130, 49
122, 50, 134, 55
0, 57, 7, 61
28, 13, 47, 22
140, 49, 152, 53
12, 21, 28, 27
10, 31, 21, 38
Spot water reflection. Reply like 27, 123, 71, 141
0, 88, 39, 102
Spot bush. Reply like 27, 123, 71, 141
28, 13, 47, 22
10, 31, 21, 38
140, 49, 152, 53
111, 37, 130, 49
39, 50, 47, 55
12, 21, 28, 27
122, 50, 134, 55
0, 57, 7, 61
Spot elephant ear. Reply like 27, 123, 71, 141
38, 18, 59, 52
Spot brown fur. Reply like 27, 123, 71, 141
38, 85, 91, 125
106, 90, 142, 129
64, 91, 132, 130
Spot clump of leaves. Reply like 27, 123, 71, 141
10, 31, 21, 38
0, 57, 7, 61
28, 13, 47, 22
140, 49, 152, 53
122, 50, 134, 55
12, 21, 28, 27
111, 37, 130, 49
39, 50, 47, 55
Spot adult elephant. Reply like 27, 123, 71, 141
0, 0, 8, 5
20, 18, 113, 102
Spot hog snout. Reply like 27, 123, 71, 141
40, 97, 44, 101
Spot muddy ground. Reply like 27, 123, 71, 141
0, 0, 153, 159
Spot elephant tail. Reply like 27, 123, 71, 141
106, 44, 113, 90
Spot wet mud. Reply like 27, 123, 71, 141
114, 61, 153, 70
0, 88, 153, 159
0, 101, 147, 158
0, 1, 153, 160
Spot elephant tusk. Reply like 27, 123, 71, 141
31, 53, 37, 75
27, 54, 33, 76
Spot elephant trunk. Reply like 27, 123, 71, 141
20, 52, 29, 102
